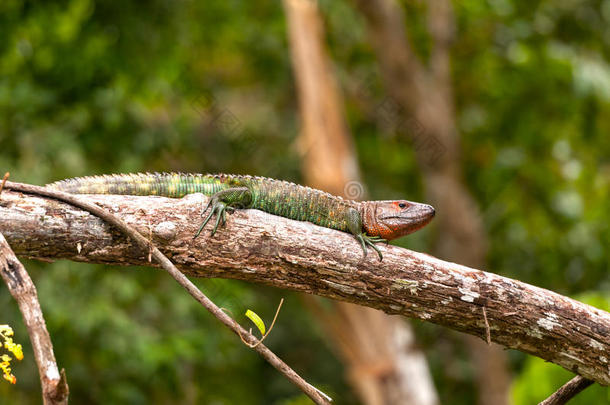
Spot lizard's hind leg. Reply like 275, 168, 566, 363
194, 187, 253, 238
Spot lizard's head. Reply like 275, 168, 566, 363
362, 200, 435, 240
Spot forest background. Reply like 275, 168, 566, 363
1, 0, 610, 404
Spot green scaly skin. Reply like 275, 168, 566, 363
47, 172, 435, 260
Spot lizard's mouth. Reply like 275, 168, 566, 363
378, 204, 435, 238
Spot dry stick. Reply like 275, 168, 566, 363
3, 181, 332, 405
0, 172, 9, 195
0, 233, 69, 405
539, 376, 594, 405
482, 306, 491, 345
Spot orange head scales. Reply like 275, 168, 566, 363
360, 200, 435, 240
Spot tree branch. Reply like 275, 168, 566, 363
0, 233, 69, 404
539, 376, 594, 405
1, 188, 610, 386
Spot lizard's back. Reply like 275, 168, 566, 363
236, 175, 358, 232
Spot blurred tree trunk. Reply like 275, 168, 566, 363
283, 1, 439, 404
352, 1, 512, 404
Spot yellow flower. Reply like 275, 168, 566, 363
0, 359, 15, 384
10, 344, 22, 361
0, 325, 22, 384
4, 341, 23, 361
3, 373, 16, 384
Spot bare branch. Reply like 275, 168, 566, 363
0, 233, 69, 405
539, 376, 594, 405
1, 188, 610, 386
482, 306, 491, 345
0, 172, 9, 194
1, 182, 331, 405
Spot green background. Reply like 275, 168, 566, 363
1, 0, 609, 403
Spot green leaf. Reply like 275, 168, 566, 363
245, 309, 266, 336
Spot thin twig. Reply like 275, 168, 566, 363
538, 376, 594, 405
482, 306, 491, 345
0, 232, 69, 405
3, 181, 331, 405
137, 209, 153, 263
240, 298, 284, 348
0, 172, 9, 196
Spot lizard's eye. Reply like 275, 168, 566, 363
398, 202, 407, 209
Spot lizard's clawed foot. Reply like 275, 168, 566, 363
356, 233, 387, 261
194, 198, 228, 238
193, 187, 252, 240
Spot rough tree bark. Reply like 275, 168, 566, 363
283, 0, 438, 404
353, 0, 512, 403
1, 191, 609, 387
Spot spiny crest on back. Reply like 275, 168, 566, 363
244, 175, 355, 205
46, 172, 359, 208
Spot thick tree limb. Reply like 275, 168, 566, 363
1, 190, 610, 386
0, 233, 69, 405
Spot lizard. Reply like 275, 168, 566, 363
46, 172, 435, 260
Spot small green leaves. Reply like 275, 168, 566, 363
245, 309, 266, 336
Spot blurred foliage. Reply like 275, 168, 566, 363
0, 0, 609, 403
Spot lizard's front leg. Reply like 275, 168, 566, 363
194, 187, 253, 238
356, 234, 387, 261
346, 208, 387, 261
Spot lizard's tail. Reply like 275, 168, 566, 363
46, 172, 228, 197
